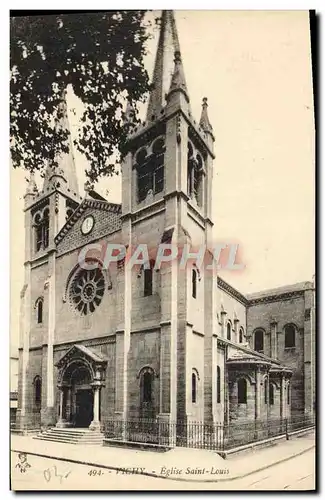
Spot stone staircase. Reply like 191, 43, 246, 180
34, 427, 104, 446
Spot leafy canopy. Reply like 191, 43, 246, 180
10, 11, 152, 185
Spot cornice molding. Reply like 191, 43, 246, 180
36, 336, 116, 353
217, 276, 248, 306
55, 199, 121, 245
248, 290, 304, 306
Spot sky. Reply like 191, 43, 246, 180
10, 10, 315, 349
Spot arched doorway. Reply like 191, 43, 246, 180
55, 344, 107, 430
59, 361, 94, 428
70, 363, 93, 428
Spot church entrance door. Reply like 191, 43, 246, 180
56, 345, 107, 430
75, 389, 94, 428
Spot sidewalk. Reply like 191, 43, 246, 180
11, 430, 315, 483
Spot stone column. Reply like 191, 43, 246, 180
157, 225, 179, 447
234, 318, 239, 344
42, 250, 56, 427
255, 367, 262, 439
65, 386, 72, 425
224, 347, 230, 425
56, 386, 66, 428
304, 285, 315, 416
220, 309, 227, 338
114, 219, 131, 437
255, 367, 262, 421
270, 319, 278, 359
17, 198, 33, 432
266, 373, 271, 425
204, 251, 218, 424
90, 382, 101, 431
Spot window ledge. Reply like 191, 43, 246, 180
187, 199, 204, 216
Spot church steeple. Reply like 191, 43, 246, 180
24, 172, 38, 207
122, 9, 215, 223
199, 97, 214, 139
146, 10, 182, 122
167, 50, 190, 104
42, 91, 79, 197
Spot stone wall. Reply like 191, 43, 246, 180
127, 330, 160, 419
247, 293, 306, 416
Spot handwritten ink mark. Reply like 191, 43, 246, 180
43, 465, 71, 484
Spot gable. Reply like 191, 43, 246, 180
55, 344, 107, 369
55, 199, 122, 256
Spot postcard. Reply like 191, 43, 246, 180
10, 9, 316, 491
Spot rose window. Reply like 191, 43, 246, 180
69, 267, 105, 315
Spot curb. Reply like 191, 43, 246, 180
11, 443, 315, 484
219, 426, 316, 459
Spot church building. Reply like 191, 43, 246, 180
16, 11, 315, 446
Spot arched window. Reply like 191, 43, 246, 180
144, 269, 153, 296
139, 368, 154, 405
34, 376, 42, 406
227, 322, 232, 341
287, 383, 291, 405
192, 268, 197, 298
238, 378, 247, 404
43, 209, 49, 248
192, 372, 197, 403
254, 329, 264, 352
34, 207, 49, 252
187, 142, 203, 206
284, 324, 296, 348
264, 378, 268, 404
269, 382, 275, 405
136, 138, 165, 202
142, 372, 153, 403
239, 327, 244, 343
216, 366, 221, 403
36, 298, 43, 324
144, 261, 155, 297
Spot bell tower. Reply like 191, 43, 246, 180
119, 10, 218, 432
122, 11, 215, 234
18, 92, 82, 430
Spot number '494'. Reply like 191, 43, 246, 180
88, 469, 104, 476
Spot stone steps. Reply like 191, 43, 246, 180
34, 427, 104, 446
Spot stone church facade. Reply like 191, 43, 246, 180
16, 11, 315, 438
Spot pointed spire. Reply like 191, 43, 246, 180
146, 11, 182, 122
83, 182, 92, 199
123, 100, 137, 135
124, 101, 136, 123
24, 172, 38, 203
42, 90, 79, 196
199, 97, 214, 137
167, 50, 190, 103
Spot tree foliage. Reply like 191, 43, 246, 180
10, 11, 152, 185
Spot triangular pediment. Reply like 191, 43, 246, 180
55, 198, 122, 254
55, 344, 107, 370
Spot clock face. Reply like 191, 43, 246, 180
81, 216, 94, 235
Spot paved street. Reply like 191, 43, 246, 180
11, 445, 315, 491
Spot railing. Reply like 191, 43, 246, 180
103, 414, 315, 451
287, 414, 315, 433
